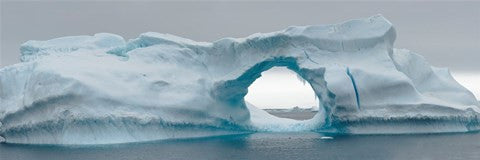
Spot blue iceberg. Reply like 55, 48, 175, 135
0, 15, 479, 145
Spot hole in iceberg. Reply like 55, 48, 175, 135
245, 67, 319, 121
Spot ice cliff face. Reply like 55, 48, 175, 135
1, 15, 479, 145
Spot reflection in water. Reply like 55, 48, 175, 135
1, 132, 480, 160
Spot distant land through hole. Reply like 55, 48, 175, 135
245, 67, 319, 120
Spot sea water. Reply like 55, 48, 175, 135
1, 132, 479, 160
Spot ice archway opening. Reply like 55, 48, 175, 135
244, 66, 319, 120
212, 57, 337, 131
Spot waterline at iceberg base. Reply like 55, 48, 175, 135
0, 15, 479, 145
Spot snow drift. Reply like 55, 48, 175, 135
0, 15, 479, 145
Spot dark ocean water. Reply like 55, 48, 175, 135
1, 112, 479, 160
1, 132, 480, 160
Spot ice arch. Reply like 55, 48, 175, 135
211, 57, 335, 131
0, 15, 479, 145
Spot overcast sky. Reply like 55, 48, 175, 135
1, 0, 479, 108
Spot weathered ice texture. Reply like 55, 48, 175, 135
0, 15, 479, 145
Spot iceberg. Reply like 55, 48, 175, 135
0, 15, 479, 145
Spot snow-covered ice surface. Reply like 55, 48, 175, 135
1, 15, 479, 145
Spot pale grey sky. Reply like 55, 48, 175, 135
1, 0, 479, 108
245, 67, 319, 109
